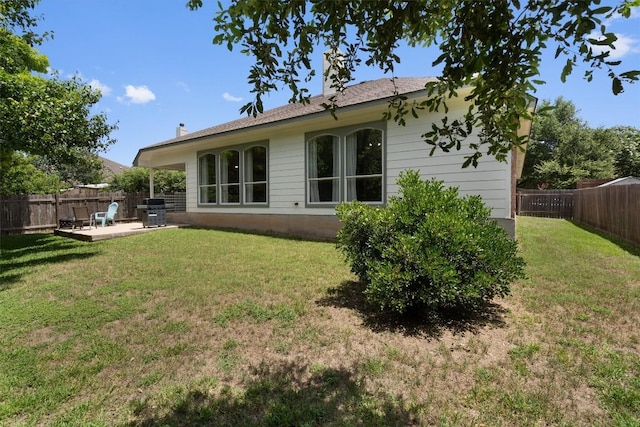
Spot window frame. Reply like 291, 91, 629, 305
307, 133, 341, 205
243, 145, 269, 204
305, 121, 386, 207
197, 141, 269, 207
219, 149, 241, 205
344, 128, 384, 203
198, 153, 217, 205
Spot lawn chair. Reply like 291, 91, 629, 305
71, 206, 95, 229
93, 202, 118, 227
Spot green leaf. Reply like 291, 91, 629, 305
561, 59, 574, 83
612, 77, 623, 95
620, 70, 640, 81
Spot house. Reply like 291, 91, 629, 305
72, 156, 130, 190
100, 156, 130, 180
134, 64, 532, 240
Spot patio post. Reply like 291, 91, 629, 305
149, 168, 155, 198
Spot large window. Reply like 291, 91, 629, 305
220, 150, 240, 204
198, 143, 268, 206
198, 153, 216, 204
244, 146, 267, 203
308, 135, 340, 203
345, 129, 383, 202
307, 123, 384, 205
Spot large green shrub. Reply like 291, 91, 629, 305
336, 170, 525, 315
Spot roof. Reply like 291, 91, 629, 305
136, 77, 438, 158
598, 176, 640, 187
100, 156, 130, 177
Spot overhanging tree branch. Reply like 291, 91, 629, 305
187, 0, 638, 168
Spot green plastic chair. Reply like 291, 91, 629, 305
93, 202, 118, 227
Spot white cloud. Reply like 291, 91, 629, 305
589, 33, 639, 59
120, 85, 156, 104
89, 79, 112, 96
223, 92, 243, 102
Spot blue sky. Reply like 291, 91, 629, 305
33, 1, 640, 167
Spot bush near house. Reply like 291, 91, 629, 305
336, 170, 525, 314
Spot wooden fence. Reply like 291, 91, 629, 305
0, 190, 148, 234
1, 191, 188, 234
516, 190, 575, 219
574, 185, 640, 247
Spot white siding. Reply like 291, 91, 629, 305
386, 104, 511, 218
151, 98, 512, 220
269, 132, 305, 209
185, 157, 197, 211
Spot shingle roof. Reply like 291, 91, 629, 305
141, 77, 437, 151
99, 156, 130, 176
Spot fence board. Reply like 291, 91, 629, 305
574, 185, 640, 247
517, 190, 575, 219
157, 192, 187, 212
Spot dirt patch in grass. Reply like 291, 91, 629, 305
93, 280, 609, 425
19, 326, 72, 348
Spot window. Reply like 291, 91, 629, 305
220, 150, 240, 204
198, 142, 268, 206
198, 153, 216, 204
345, 129, 383, 202
244, 146, 267, 203
306, 123, 384, 205
308, 135, 339, 203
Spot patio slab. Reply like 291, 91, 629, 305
54, 222, 184, 242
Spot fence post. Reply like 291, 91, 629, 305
54, 191, 60, 226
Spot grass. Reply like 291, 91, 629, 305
0, 217, 639, 426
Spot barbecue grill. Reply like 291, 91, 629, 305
137, 198, 167, 227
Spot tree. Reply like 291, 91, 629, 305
520, 97, 634, 188
611, 126, 640, 177
109, 167, 186, 193
0, 1, 116, 175
187, 0, 639, 167
0, 151, 64, 195
33, 153, 106, 186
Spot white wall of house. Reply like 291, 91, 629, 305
385, 106, 512, 219
173, 98, 511, 221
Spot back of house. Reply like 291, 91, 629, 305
134, 72, 531, 239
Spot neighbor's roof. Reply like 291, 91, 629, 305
136, 77, 438, 157
100, 156, 130, 177
598, 176, 640, 187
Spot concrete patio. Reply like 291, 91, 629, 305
54, 222, 184, 242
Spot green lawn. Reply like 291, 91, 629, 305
1, 217, 639, 426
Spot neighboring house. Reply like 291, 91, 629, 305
74, 157, 130, 190
134, 64, 532, 239
100, 156, 130, 181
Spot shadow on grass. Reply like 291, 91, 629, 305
0, 234, 101, 290
317, 280, 508, 339
569, 220, 640, 257
125, 361, 417, 426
